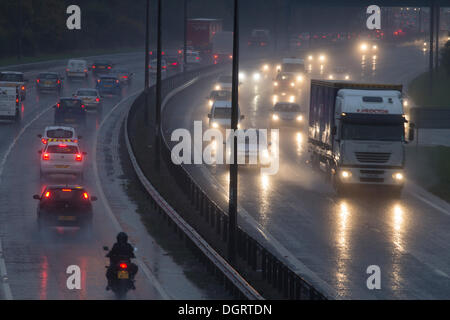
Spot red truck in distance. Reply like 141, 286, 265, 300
187, 18, 223, 54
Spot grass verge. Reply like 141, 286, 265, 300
406, 146, 450, 203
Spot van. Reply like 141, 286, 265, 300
66, 59, 88, 80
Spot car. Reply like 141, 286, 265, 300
33, 185, 97, 231
327, 67, 351, 81
111, 69, 133, 85
66, 59, 88, 80
73, 88, 102, 112
91, 60, 113, 75
208, 100, 244, 129
214, 74, 232, 91
206, 90, 232, 107
37, 126, 81, 146
0, 71, 27, 100
39, 141, 86, 179
149, 59, 168, 79
270, 102, 304, 127
54, 98, 87, 127
359, 39, 379, 53
234, 129, 271, 167
36, 72, 63, 94
165, 56, 181, 72
186, 51, 202, 64
96, 75, 122, 97
272, 73, 297, 102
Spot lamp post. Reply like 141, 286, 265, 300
144, 0, 150, 125
228, 0, 239, 264
155, 0, 162, 171
184, 0, 188, 69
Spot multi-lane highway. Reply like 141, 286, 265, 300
0, 52, 230, 299
162, 42, 450, 299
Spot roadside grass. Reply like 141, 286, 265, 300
408, 68, 450, 107
406, 146, 450, 203
0, 47, 142, 67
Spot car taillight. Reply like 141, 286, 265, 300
76, 154, 82, 161
162, 66, 167, 69
229, 55, 233, 59
36, 79, 40, 83
42, 153, 50, 160
16, 98, 19, 103
119, 263, 128, 269
57, 80, 61, 84
83, 192, 89, 199
122, 76, 128, 79
116, 80, 119, 83
92, 65, 96, 69
21, 86, 25, 90
81, 104, 85, 109
41, 138, 47, 144
66, 68, 69, 72
95, 97, 100, 102
196, 57, 200, 60
108, 66, 112, 69
44, 191, 51, 198
172, 62, 177, 66
56, 103, 60, 108
84, 69, 87, 72
214, 55, 218, 59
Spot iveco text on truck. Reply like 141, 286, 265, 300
308, 80, 413, 196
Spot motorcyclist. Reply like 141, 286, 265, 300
106, 232, 138, 290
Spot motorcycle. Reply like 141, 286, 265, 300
103, 246, 136, 299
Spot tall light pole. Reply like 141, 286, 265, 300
228, 0, 239, 264
435, 4, 440, 69
429, 2, 435, 95
155, 0, 162, 171
18, 0, 22, 60
144, 0, 150, 125
184, 0, 188, 68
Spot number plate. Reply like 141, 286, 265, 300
118, 271, 129, 279
58, 216, 76, 221
55, 165, 69, 168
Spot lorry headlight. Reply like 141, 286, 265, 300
393, 172, 404, 181
341, 170, 351, 179
212, 122, 219, 128
272, 114, 279, 121
215, 85, 221, 90
208, 100, 213, 106
296, 115, 303, 121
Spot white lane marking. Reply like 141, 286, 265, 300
410, 191, 450, 216
92, 90, 172, 300
0, 238, 13, 300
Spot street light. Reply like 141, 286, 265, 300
144, 0, 150, 124
155, 0, 162, 171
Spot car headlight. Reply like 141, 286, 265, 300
274, 81, 278, 86
345, 75, 350, 80
341, 170, 352, 179
360, 43, 368, 51
289, 95, 295, 102
296, 115, 303, 121
276, 65, 281, 71
239, 72, 246, 80
253, 72, 261, 81
308, 55, 313, 61
392, 172, 404, 181
372, 45, 377, 50
212, 122, 219, 128
297, 75, 303, 82
272, 114, 279, 121
237, 123, 241, 129
262, 64, 269, 71
290, 82, 295, 87
208, 100, 213, 106
328, 75, 334, 79
319, 55, 325, 62
215, 85, 221, 90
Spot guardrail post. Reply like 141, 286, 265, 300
283, 266, 289, 298
222, 216, 228, 242
262, 249, 267, 280
199, 193, 204, 216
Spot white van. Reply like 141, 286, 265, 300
208, 100, 244, 129
0, 83, 20, 121
66, 59, 88, 80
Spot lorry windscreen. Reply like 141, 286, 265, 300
342, 123, 404, 141
282, 64, 304, 72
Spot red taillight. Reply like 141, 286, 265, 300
162, 66, 167, 69
62, 188, 72, 192
66, 68, 69, 72
229, 55, 233, 59
149, 51, 153, 55
44, 191, 51, 198
57, 103, 60, 108
81, 104, 85, 108
83, 192, 89, 199
116, 80, 119, 83
43, 153, 50, 160
41, 138, 47, 144
171, 62, 177, 66
214, 55, 218, 59
16, 98, 19, 103
108, 66, 112, 69
119, 263, 128, 269
21, 86, 25, 90
76, 154, 82, 161
73, 139, 78, 143
196, 57, 200, 60
59, 144, 67, 148
95, 97, 100, 102
92, 65, 96, 69
57, 80, 61, 84
178, 50, 182, 54
36, 79, 40, 83
122, 75, 128, 79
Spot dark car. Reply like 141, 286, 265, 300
33, 185, 97, 230
111, 68, 133, 85
91, 60, 113, 75
165, 55, 181, 72
36, 72, 63, 94
206, 90, 232, 107
54, 98, 87, 127
96, 76, 122, 96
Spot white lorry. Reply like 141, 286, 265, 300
0, 83, 20, 122
308, 80, 413, 196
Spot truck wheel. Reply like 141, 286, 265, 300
14, 110, 21, 122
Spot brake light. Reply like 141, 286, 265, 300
214, 55, 218, 59
178, 50, 182, 54
122, 76, 128, 79
41, 138, 47, 144
73, 139, 78, 143
83, 192, 89, 199
57, 80, 61, 84
162, 66, 167, 69
171, 62, 177, 66
81, 104, 85, 108
119, 263, 128, 269
92, 65, 96, 69
75, 154, 83, 161
95, 97, 100, 102
44, 191, 51, 198
16, 98, 19, 103
42, 153, 50, 160
57, 103, 60, 108
196, 57, 200, 60
36, 79, 40, 83
108, 66, 112, 69
21, 86, 25, 90
62, 189, 72, 192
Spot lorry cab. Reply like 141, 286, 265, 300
308, 80, 412, 196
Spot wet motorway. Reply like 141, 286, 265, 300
162, 43, 450, 299
0, 53, 227, 299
